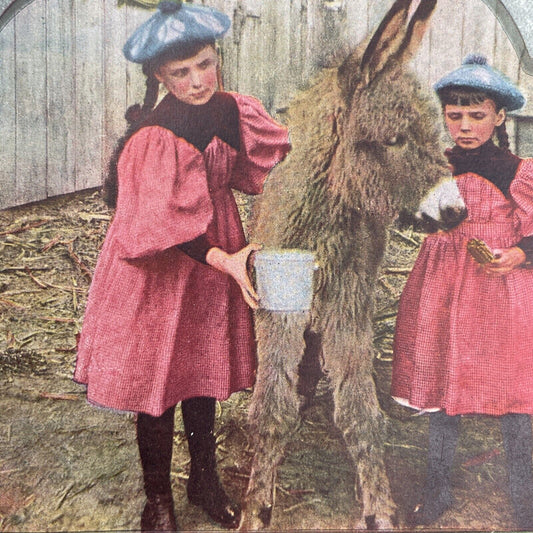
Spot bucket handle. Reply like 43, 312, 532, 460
312, 261, 325, 296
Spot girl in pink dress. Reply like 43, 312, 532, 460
74, 2, 290, 530
391, 55, 533, 528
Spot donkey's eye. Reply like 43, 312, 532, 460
384, 134, 406, 147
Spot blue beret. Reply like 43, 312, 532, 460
434, 54, 525, 112
123, 1, 231, 64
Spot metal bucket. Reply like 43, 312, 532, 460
254, 249, 317, 312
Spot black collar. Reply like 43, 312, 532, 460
144, 92, 240, 152
445, 140, 521, 196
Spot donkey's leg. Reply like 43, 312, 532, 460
322, 323, 396, 530
296, 327, 324, 412
240, 311, 309, 531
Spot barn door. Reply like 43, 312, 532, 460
0, 0, 149, 210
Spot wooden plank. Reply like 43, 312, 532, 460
264, 0, 291, 111
0, 18, 15, 210
303, 0, 324, 76
242, 0, 261, 18
492, 6, 520, 153
235, 10, 263, 99
493, 16, 520, 81
343, 0, 369, 51
411, 20, 432, 88
300, 0, 320, 83
102, 0, 129, 176
367, 0, 393, 34
217, 0, 239, 92
514, 117, 533, 157
125, 5, 152, 110
288, 0, 309, 93
461, 0, 497, 64
46, 0, 76, 198
516, 45, 533, 119
428, 0, 465, 86
310, 0, 345, 69
216, 0, 264, 98
74, 0, 104, 191
195, 0, 235, 91
14, 1, 47, 206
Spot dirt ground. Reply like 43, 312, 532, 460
0, 189, 524, 532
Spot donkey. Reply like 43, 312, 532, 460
240, 0, 466, 529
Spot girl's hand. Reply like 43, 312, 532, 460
483, 246, 526, 275
206, 244, 262, 308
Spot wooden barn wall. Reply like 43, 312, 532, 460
0, 0, 532, 210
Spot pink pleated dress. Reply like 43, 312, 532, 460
74, 93, 290, 416
392, 160, 533, 415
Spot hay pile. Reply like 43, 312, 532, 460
0, 189, 516, 531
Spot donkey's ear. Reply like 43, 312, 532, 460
337, 0, 412, 98
393, 0, 437, 66
338, 0, 437, 99
359, 0, 412, 86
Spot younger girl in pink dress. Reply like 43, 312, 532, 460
74, 2, 290, 530
392, 55, 533, 528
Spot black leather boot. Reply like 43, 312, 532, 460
137, 407, 179, 532
140, 493, 178, 532
182, 397, 241, 529
501, 414, 533, 530
410, 411, 460, 527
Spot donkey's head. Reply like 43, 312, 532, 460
329, 0, 463, 224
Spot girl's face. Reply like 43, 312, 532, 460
444, 98, 506, 150
155, 45, 218, 106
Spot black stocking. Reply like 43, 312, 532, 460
181, 396, 216, 443
412, 411, 460, 526
181, 396, 241, 528
501, 413, 533, 529
136, 406, 176, 498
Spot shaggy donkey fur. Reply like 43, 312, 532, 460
240, 0, 466, 529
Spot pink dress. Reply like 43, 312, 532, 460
74, 93, 290, 416
391, 160, 533, 416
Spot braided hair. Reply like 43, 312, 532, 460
102, 40, 217, 208
102, 71, 160, 207
437, 86, 511, 151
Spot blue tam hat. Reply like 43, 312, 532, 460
434, 54, 525, 112
123, 1, 231, 64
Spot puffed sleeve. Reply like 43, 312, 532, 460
230, 93, 291, 194
112, 126, 213, 259
511, 159, 533, 238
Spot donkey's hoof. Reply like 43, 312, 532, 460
354, 514, 395, 531
373, 516, 395, 530
239, 504, 272, 531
